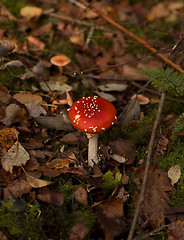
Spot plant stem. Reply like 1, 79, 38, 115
87, 134, 98, 166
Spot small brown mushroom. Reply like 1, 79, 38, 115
50, 55, 71, 75
131, 94, 149, 105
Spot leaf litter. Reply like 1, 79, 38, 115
0, 0, 183, 239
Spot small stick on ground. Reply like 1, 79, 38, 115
127, 92, 166, 240
78, 0, 184, 74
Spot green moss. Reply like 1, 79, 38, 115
1, 0, 27, 16
47, 36, 77, 63
157, 140, 184, 206
91, 29, 114, 49
100, 125, 122, 145
122, 107, 157, 146
0, 201, 45, 240
0, 68, 28, 90
77, 208, 95, 232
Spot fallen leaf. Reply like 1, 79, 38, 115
95, 197, 125, 239
0, 39, 15, 56
74, 186, 88, 206
34, 112, 74, 131
25, 102, 47, 117
1, 141, 30, 173
0, 103, 20, 126
37, 188, 64, 206
4, 179, 32, 199
98, 197, 124, 219
0, 90, 12, 104
98, 83, 128, 92
70, 222, 89, 240
20, 6, 43, 19
0, 60, 23, 70
39, 81, 72, 93
102, 171, 122, 191
166, 206, 184, 222
110, 138, 136, 165
136, 169, 173, 228
167, 220, 184, 240
25, 172, 52, 188
0, 128, 19, 149
149, 2, 170, 19
0, 231, 8, 240
33, 22, 52, 37
95, 91, 116, 102
28, 35, 45, 50
118, 98, 140, 126
60, 132, 83, 144
13, 93, 43, 104
69, 29, 85, 47
46, 158, 71, 169
168, 165, 181, 185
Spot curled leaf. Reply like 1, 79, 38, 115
168, 165, 181, 185
1, 141, 30, 173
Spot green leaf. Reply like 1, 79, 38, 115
102, 170, 122, 191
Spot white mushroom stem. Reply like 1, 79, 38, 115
87, 133, 98, 166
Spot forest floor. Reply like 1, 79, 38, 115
0, 0, 184, 239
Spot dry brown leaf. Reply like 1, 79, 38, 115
25, 172, 52, 188
0, 60, 23, 70
20, 6, 43, 19
0, 128, 19, 149
34, 113, 74, 131
97, 197, 124, 219
149, 2, 170, 19
25, 102, 47, 118
118, 98, 140, 126
98, 83, 128, 92
33, 22, 52, 37
37, 187, 64, 206
136, 169, 173, 228
70, 222, 89, 240
167, 220, 184, 240
0, 103, 20, 126
4, 179, 32, 199
0, 39, 15, 57
0, 231, 8, 240
28, 35, 45, 50
60, 132, 82, 144
0, 91, 12, 104
13, 93, 43, 104
74, 186, 88, 206
110, 138, 136, 165
1, 141, 30, 173
168, 165, 181, 186
69, 31, 85, 47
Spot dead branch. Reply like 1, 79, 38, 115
77, 0, 184, 74
127, 92, 166, 240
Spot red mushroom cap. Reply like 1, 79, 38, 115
68, 96, 117, 134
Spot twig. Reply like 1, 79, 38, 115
133, 224, 168, 240
77, 0, 184, 74
44, 10, 105, 29
79, 74, 148, 82
85, 26, 95, 47
130, 81, 184, 103
127, 92, 166, 240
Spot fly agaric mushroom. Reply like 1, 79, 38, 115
50, 55, 71, 75
68, 96, 117, 166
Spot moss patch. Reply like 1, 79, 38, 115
157, 140, 184, 206
1, 0, 27, 16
